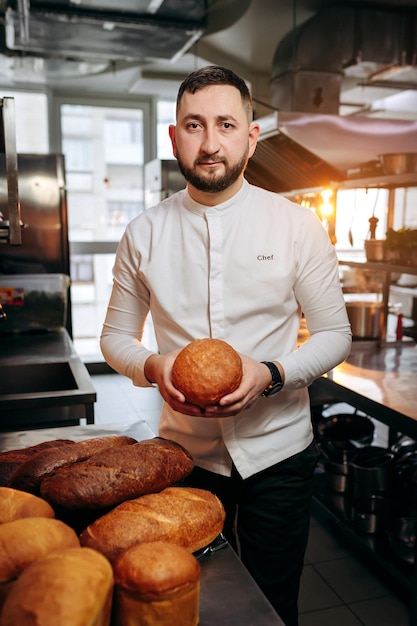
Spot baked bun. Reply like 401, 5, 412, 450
113, 541, 200, 626
0, 487, 55, 524
172, 338, 242, 406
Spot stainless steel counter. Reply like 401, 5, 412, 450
311, 340, 417, 438
0, 421, 285, 626
0, 329, 96, 430
199, 543, 285, 626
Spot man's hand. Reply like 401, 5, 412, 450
145, 352, 284, 418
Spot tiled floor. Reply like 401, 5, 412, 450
91, 373, 413, 626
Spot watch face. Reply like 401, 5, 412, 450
265, 382, 283, 396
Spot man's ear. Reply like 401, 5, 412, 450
248, 122, 260, 158
168, 124, 177, 158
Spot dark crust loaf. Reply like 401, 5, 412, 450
79, 486, 226, 563
172, 338, 243, 406
0, 440, 73, 487
8, 435, 137, 495
40, 438, 195, 511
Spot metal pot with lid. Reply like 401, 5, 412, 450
379, 153, 417, 175
345, 302, 383, 339
317, 414, 375, 454
351, 446, 394, 498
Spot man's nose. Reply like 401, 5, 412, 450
201, 126, 220, 155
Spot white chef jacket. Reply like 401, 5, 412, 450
101, 179, 352, 479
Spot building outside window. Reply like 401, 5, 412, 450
58, 103, 148, 361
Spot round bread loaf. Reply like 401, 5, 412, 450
0, 547, 113, 626
113, 541, 200, 626
0, 487, 55, 525
172, 338, 243, 406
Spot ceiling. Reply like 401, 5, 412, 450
0, 0, 416, 122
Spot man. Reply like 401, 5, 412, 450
101, 65, 352, 626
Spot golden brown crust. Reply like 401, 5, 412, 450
80, 486, 225, 563
0, 517, 80, 584
172, 338, 243, 406
8, 435, 137, 494
113, 542, 200, 626
0, 547, 113, 626
0, 487, 55, 524
40, 438, 195, 510
114, 541, 200, 597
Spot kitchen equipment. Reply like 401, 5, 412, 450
364, 239, 385, 262
389, 517, 416, 564
351, 446, 394, 498
345, 301, 383, 339
317, 413, 374, 451
0, 273, 69, 333
380, 153, 417, 175
352, 511, 383, 534
323, 447, 358, 493
0, 153, 72, 334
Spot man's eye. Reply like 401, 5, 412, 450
223, 122, 233, 129
188, 122, 200, 129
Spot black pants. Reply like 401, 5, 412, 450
183, 441, 319, 626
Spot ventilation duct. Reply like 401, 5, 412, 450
1, 0, 207, 64
271, 3, 417, 114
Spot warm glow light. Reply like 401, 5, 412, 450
321, 188, 333, 202
320, 188, 334, 217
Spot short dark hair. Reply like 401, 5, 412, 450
176, 65, 253, 121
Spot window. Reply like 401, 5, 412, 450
157, 100, 176, 159
335, 188, 388, 253
59, 101, 149, 361
107, 201, 142, 227
0, 90, 49, 152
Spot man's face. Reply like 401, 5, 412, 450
169, 85, 259, 201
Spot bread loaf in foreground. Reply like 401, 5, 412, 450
113, 541, 200, 626
172, 338, 243, 406
80, 486, 225, 562
8, 435, 137, 494
0, 487, 55, 524
0, 517, 79, 610
40, 437, 195, 510
0, 547, 113, 626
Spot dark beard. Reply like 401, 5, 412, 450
176, 152, 248, 194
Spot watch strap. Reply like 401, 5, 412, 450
261, 361, 283, 397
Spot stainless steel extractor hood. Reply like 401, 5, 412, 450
2, 0, 207, 64
245, 3, 417, 194
245, 111, 417, 193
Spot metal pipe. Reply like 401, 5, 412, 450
1, 98, 21, 245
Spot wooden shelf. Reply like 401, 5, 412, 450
339, 259, 417, 276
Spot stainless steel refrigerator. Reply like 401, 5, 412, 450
0, 153, 72, 334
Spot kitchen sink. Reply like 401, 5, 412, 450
0, 362, 77, 396
0, 330, 96, 430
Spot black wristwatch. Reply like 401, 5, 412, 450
261, 361, 284, 397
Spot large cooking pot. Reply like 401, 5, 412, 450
379, 152, 417, 175
351, 446, 394, 498
346, 302, 383, 339
317, 414, 374, 453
